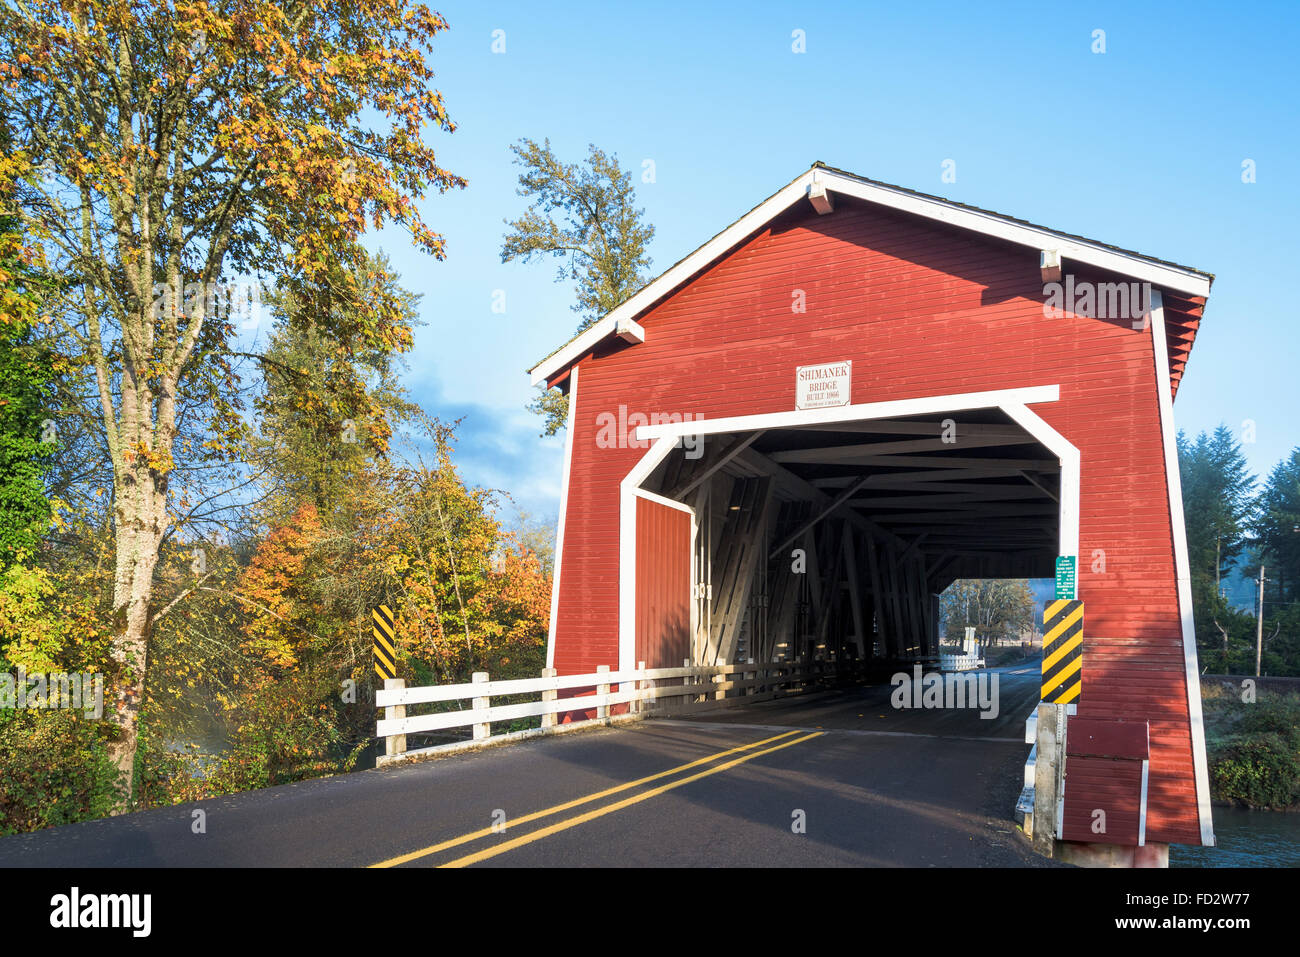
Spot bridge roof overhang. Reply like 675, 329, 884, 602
529, 164, 1211, 397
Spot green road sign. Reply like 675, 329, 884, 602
1055, 555, 1077, 600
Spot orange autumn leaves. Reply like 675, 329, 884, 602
236, 455, 551, 688
238, 504, 328, 671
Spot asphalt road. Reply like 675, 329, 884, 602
0, 665, 1056, 867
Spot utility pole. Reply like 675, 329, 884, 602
1255, 565, 1266, 677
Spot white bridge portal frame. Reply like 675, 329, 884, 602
617, 384, 1078, 675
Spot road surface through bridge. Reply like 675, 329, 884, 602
0, 665, 1056, 867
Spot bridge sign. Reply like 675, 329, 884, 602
373, 604, 398, 680
1042, 600, 1083, 704
795, 359, 852, 410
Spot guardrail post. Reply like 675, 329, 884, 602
596, 664, 610, 720
384, 677, 407, 760
472, 672, 490, 741
540, 667, 558, 729
746, 657, 755, 697
635, 660, 647, 715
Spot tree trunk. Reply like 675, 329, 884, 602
104, 456, 168, 810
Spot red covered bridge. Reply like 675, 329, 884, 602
529, 163, 1214, 861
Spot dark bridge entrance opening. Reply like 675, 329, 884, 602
625, 396, 1070, 678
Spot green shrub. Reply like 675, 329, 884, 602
1210, 731, 1300, 809
0, 708, 122, 834
200, 666, 361, 795
136, 741, 212, 808
1237, 694, 1300, 744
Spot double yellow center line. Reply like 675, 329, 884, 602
369, 728, 822, 868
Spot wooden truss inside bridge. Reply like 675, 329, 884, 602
637, 409, 1062, 668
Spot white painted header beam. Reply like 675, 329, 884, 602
634, 385, 1060, 441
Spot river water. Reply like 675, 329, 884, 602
1170, 806, 1300, 867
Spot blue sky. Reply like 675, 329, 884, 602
361, 0, 1300, 525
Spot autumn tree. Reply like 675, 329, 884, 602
509, 509, 556, 577
0, 172, 123, 826
219, 419, 550, 782
0, 1, 465, 803
501, 139, 654, 436
316, 417, 549, 684
940, 579, 1037, 647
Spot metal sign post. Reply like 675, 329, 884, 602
1035, 559, 1083, 850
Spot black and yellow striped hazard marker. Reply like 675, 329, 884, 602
1042, 599, 1083, 704
372, 604, 397, 681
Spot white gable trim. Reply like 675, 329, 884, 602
824, 174, 1212, 299
545, 365, 579, 670
1149, 289, 1216, 847
529, 167, 1211, 386
531, 172, 816, 386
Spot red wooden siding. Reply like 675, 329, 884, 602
634, 497, 692, 669
1062, 758, 1145, 845
1063, 718, 1150, 845
550, 197, 1203, 844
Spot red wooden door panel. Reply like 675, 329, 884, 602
635, 496, 692, 669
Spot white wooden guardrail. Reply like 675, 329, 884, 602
939, 652, 986, 672
375, 657, 864, 766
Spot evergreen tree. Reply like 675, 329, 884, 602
1255, 449, 1300, 607
1178, 425, 1256, 609
253, 252, 420, 521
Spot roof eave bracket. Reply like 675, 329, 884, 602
615, 317, 646, 344
808, 181, 835, 215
